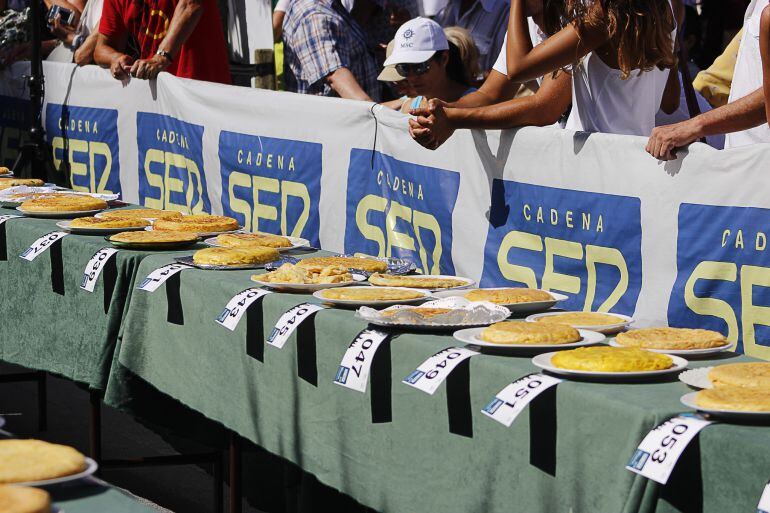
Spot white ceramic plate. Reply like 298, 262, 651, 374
681, 392, 770, 421
678, 366, 714, 389
16, 207, 105, 219
432, 288, 568, 313
532, 351, 688, 379
312, 286, 431, 307
56, 220, 149, 235
453, 327, 605, 352
145, 226, 243, 237
14, 458, 98, 486
204, 235, 310, 252
369, 274, 475, 292
173, 255, 269, 271
525, 311, 633, 334
608, 339, 734, 357
358, 303, 510, 331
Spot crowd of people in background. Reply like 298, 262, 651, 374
0, 0, 768, 159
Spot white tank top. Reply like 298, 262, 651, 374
565, 2, 676, 136
724, 0, 770, 149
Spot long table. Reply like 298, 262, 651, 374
1, 207, 769, 513
105, 252, 770, 513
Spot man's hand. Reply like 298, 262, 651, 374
50, 15, 76, 45
646, 119, 703, 160
408, 99, 454, 150
130, 54, 170, 80
110, 54, 133, 80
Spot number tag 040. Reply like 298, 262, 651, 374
626, 414, 713, 484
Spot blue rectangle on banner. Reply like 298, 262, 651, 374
0, 95, 29, 168
45, 104, 121, 194
344, 149, 460, 275
480, 180, 642, 314
669, 203, 770, 357
218, 131, 321, 245
136, 113, 210, 213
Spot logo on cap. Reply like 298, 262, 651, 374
403, 28, 414, 39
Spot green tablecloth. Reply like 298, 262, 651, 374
0, 207, 201, 390
51, 479, 164, 512
108, 253, 770, 513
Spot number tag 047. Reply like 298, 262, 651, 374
403, 346, 479, 395
215, 288, 272, 331
626, 414, 713, 485
482, 373, 562, 427
80, 247, 118, 292
334, 329, 390, 393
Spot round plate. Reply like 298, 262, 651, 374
56, 220, 149, 235
370, 274, 475, 292
312, 286, 431, 307
454, 327, 605, 353
432, 288, 568, 313
173, 255, 270, 271
608, 339, 734, 357
13, 458, 98, 487
251, 272, 365, 292
532, 351, 688, 380
525, 311, 633, 334
16, 207, 105, 219
105, 236, 199, 250
681, 392, 770, 421
678, 366, 714, 389
145, 226, 243, 237
204, 235, 310, 252
360, 311, 509, 332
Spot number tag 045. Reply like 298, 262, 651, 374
626, 414, 713, 485
266, 303, 325, 349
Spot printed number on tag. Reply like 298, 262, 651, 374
215, 288, 271, 331
137, 263, 191, 292
0, 214, 20, 225
80, 247, 118, 292
757, 481, 770, 513
266, 303, 325, 349
626, 414, 713, 485
20, 231, 69, 261
482, 373, 562, 427
334, 329, 390, 393
402, 346, 479, 395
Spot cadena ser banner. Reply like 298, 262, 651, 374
4, 61, 770, 359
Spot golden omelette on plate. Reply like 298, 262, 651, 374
297, 256, 388, 273
153, 214, 239, 233
254, 263, 352, 284
707, 362, 770, 389
20, 194, 107, 212
69, 216, 149, 229
109, 230, 199, 244
192, 247, 279, 266
368, 273, 467, 289
99, 208, 182, 220
464, 288, 553, 304
319, 287, 424, 301
695, 386, 770, 412
216, 232, 293, 249
0, 178, 44, 190
615, 327, 728, 350
0, 485, 51, 513
0, 440, 86, 484
481, 321, 581, 345
551, 346, 673, 372
535, 312, 626, 327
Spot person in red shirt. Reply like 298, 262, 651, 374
94, 0, 231, 84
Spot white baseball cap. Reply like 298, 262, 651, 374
383, 17, 449, 66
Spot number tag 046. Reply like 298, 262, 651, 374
334, 329, 390, 393
403, 346, 479, 395
482, 373, 562, 427
215, 288, 272, 331
626, 414, 713, 485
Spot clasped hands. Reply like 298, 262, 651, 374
408, 99, 454, 151
110, 53, 170, 81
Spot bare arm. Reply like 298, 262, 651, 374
660, 67, 681, 114
446, 70, 521, 108
74, 31, 98, 65
273, 10, 286, 43
761, 5, 770, 128
505, 0, 608, 82
326, 67, 373, 101
647, 89, 766, 159
94, 32, 133, 79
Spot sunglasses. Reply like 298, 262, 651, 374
395, 61, 432, 77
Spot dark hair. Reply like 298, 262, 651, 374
435, 41, 471, 87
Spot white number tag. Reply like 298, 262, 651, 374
80, 247, 119, 292
137, 263, 192, 292
0, 214, 20, 225
757, 481, 770, 513
215, 288, 272, 331
20, 231, 69, 261
402, 346, 479, 395
266, 303, 325, 349
482, 373, 562, 427
626, 414, 713, 485
334, 329, 390, 393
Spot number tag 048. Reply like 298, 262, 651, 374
482, 373, 562, 427
334, 329, 390, 393
80, 247, 118, 292
626, 414, 713, 485
215, 288, 272, 331
266, 303, 325, 349
403, 346, 479, 395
